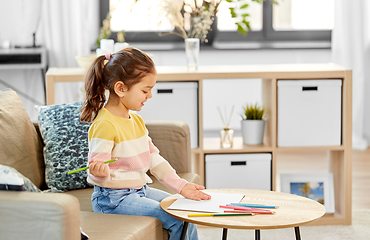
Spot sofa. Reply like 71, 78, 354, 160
0, 89, 200, 240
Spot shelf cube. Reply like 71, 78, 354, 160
205, 153, 272, 190
138, 81, 199, 148
277, 79, 342, 147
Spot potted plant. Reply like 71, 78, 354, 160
241, 103, 266, 145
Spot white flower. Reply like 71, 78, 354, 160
159, 0, 219, 42
159, 0, 188, 39
189, 6, 215, 42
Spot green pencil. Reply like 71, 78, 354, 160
67, 159, 117, 175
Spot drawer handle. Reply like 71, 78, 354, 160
302, 86, 318, 91
157, 89, 173, 94
231, 161, 247, 166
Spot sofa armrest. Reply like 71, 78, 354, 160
146, 120, 192, 174
0, 191, 81, 240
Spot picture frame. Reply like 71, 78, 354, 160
280, 172, 335, 213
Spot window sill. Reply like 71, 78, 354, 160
128, 40, 331, 52
213, 41, 331, 50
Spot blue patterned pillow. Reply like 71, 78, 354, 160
36, 101, 92, 192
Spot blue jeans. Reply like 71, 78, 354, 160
92, 185, 198, 240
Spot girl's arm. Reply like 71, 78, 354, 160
180, 183, 211, 201
87, 120, 116, 184
148, 136, 211, 200
89, 159, 110, 178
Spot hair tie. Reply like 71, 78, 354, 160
105, 53, 111, 60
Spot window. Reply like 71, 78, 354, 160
100, 0, 333, 49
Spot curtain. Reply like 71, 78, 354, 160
0, 0, 98, 121
38, 0, 99, 104
0, 0, 45, 122
331, 0, 369, 150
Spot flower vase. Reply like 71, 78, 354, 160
185, 38, 200, 70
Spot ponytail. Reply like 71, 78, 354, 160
80, 55, 107, 123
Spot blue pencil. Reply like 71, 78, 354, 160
230, 203, 279, 209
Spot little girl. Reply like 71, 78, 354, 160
80, 47, 210, 240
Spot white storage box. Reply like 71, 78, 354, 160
138, 82, 198, 148
205, 153, 271, 190
277, 79, 342, 147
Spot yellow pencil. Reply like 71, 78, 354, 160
188, 213, 214, 217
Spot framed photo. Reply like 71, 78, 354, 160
280, 172, 335, 213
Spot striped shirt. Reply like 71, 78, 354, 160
87, 108, 188, 193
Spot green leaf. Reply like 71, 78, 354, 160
244, 21, 252, 31
241, 4, 249, 9
225, 0, 233, 2
242, 103, 265, 120
229, 7, 237, 18
242, 13, 250, 17
242, 19, 249, 25
236, 23, 247, 35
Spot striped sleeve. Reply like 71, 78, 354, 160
148, 137, 188, 193
87, 120, 116, 184
88, 119, 116, 162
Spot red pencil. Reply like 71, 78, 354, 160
220, 205, 271, 212
224, 210, 275, 214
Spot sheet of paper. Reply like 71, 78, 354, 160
167, 191, 245, 213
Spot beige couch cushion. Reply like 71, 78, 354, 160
80, 211, 166, 240
0, 89, 44, 189
66, 188, 94, 212
146, 121, 192, 173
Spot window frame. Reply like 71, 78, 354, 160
99, 0, 331, 49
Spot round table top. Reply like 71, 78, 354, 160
160, 189, 326, 230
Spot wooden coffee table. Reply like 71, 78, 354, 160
161, 189, 326, 240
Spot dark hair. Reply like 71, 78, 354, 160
80, 47, 155, 122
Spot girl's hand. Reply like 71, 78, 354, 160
180, 183, 211, 201
89, 159, 110, 178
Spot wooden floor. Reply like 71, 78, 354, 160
352, 147, 370, 209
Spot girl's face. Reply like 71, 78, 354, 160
121, 72, 157, 112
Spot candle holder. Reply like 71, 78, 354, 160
217, 106, 234, 149
220, 126, 234, 148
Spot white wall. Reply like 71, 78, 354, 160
363, 51, 370, 143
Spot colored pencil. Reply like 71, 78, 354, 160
188, 213, 255, 217
230, 203, 279, 209
220, 205, 272, 212
224, 210, 275, 214
67, 159, 117, 174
